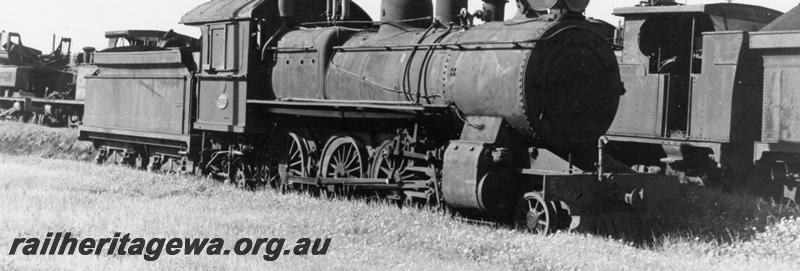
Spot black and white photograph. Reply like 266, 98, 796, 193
1, 0, 799, 269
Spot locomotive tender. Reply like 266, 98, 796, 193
80, 0, 679, 234
0, 30, 194, 127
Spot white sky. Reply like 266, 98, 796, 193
0, 0, 797, 53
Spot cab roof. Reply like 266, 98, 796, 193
614, 3, 782, 31
180, 0, 265, 25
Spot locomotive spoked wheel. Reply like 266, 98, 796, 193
321, 136, 368, 197
370, 140, 414, 206
515, 192, 556, 235
370, 140, 417, 184
265, 131, 311, 193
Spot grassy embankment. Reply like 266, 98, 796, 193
0, 121, 94, 161
1, 121, 799, 270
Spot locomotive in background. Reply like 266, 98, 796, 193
0, 31, 81, 126
79, 0, 680, 235
604, 0, 800, 203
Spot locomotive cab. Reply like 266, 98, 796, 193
607, 3, 781, 186
637, 13, 712, 135
180, 0, 373, 133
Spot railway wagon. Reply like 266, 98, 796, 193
604, 1, 782, 190
81, 0, 680, 235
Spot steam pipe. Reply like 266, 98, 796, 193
326, 0, 332, 21
340, 0, 351, 20
597, 136, 609, 182
262, 0, 294, 61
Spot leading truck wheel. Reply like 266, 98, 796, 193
515, 192, 556, 235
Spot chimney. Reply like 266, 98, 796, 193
526, 0, 589, 15
379, 0, 433, 34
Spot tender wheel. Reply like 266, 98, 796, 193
320, 136, 368, 195
515, 192, 556, 235
747, 161, 778, 198
749, 160, 800, 203
134, 152, 148, 170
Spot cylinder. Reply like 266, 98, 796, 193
482, 0, 507, 21
436, 0, 468, 25
379, 0, 432, 33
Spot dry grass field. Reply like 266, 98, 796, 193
1, 122, 800, 270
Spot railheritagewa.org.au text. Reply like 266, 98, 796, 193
8, 232, 332, 261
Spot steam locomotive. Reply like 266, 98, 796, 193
603, 1, 800, 203
79, 0, 680, 235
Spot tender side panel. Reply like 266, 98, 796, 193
83, 50, 192, 138
751, 31, 800, 145
762, 54, 800, 144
